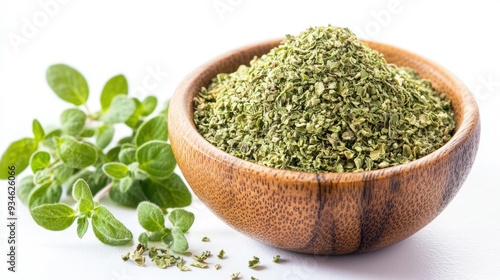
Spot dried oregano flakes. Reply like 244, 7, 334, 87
194, 26, 455, 173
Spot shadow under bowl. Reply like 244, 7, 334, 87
168, 39, 480, 255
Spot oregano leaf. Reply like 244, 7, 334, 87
0, 138, 38, 179
102, 162, 129, 179
33, 168, 52, 185
142, 174, 191, 209
96, 124, 115, 149
100, 95, 136, 124
134, 116, 168, 146
117, 136, 133, 145
68, 167, 110, 196
32, 119, 45, 142
46, 64, 89, 105
44, 128, 62, 140
109, 180, 148, 208
106, 146, 121, 162
136, 140, 176, 179
52, 163, 74, 185
60, 108, 86, 136
72, 179, 94, 214
141, 96, 158, 116
137, 201, 165, 232
119, 176, 134, 193
42, 129, 61, 150
57, 136, 98, 168
30, 151, 51, 173
80, 129, 95, 138
77, 217, 89, 238
138, 232, 149, 245
101, 74, 128, 111
30, 203, 76, 231
28, 182, 62, 209
168, 209, 195, 233
124, 98, 142, 128
147, 228, 170, 242
118, 147, 136, 165
170, 227, 189, 252
91, 206, 133, 246
18, 175, 36, 205
79, 199, 95, 215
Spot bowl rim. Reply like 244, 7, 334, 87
171, 38, 480, 184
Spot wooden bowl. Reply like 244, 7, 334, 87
168, 39, 480, 255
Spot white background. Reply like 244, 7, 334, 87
1, 1, 499, 279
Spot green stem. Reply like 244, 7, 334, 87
84, 103, 92, 115
66, 168, 89, 185
93, 182, 113, 202
47, 159, 61, 169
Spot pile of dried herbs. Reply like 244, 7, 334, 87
194, 26, 455, 172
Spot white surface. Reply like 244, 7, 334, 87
1, 1, 499, 279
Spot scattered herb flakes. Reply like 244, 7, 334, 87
133, 255, 146, 267
177, 257, 185, 267
193, 250, 211, 262
194, 25, 455, 173
152, 256, 169, 269
129, 243, 148, 266
122, 243, 289, 274
121, 252, 130, 261
273, 255, 281, 263
152, 251, 178, 269
202, 236, 211, 242
177, 258, 191, 271
148, 248, 158, 259
230, 272, 241, 279
217, 249, 225, 259
251, 277, 259, 280
191, 261, 209, 269
133, 243, 147, 256
136, 203, 195, 254
248, 256, 261, 268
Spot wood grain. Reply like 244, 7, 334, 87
168, 39, 480, 255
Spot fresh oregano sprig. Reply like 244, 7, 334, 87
137, 201, 195, 252
30, 179, 132, 245
0, 64, 192, 246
